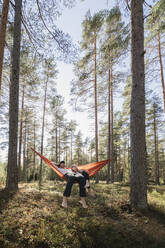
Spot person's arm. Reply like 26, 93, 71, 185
51, 162, 59, 169
79, 169, 89, 174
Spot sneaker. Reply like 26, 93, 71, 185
80, 197, 88, 208
61, 197, 68, 208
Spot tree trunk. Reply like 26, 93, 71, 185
107, 68, 111, 183
6, 0, 22, 190
18, 84, 25, 180
153, 108, 159, 185
94, 33, 99, 183
70, 131, 73, 166
110, 67, 114, 183
33, 120, 36, 180
39, 77, 48, 188
55, 119, 58, 164
123, 143, 126, 182
0, 0, 10, 93
130, 0, 147, 209
157, 29, 165, 113
58, 126, 61, 162
22, 120, 27, 182
26, 125, 29, 180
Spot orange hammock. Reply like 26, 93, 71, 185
31, 147, 112, 181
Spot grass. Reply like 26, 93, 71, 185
0, 181, 165, 248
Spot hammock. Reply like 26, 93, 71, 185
31, 147, 112, 181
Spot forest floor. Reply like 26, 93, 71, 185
0, 181, 165, 248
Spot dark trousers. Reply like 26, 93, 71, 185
81, 171, 90, 181
63, 175, 86, 197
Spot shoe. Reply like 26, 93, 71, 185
61, 197, 68, 208
80, 197, 88, 208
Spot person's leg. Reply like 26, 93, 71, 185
63, 176, 75, 196
81, 171, 95, 196
81, 171, 90, 188
77, 177, 88, 208
62, 176, 75, 208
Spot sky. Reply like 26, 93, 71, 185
55, 0, 117, 139
0, 0, 121, 162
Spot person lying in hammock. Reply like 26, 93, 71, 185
54, 161, 89, 208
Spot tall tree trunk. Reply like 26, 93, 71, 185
130, 0, 147, 209
0, 0, 10, 93
58, 126, 61, 162
123, 143, 126, 182
70, 131, 73, 165
55, 119, 58, 164
110, 67, 114, 182
153, 108, 159, 185
33, 120, 36, 180
18, 84, 25, 180
22, 120, 27, 182
78, 149, 80, 165
94, 34, 99, 183
157, 29, 165, 113
26, 125, 29, 180
39, 77, 48, 188
6, 0, 22, 190
118, 145, 121, 181
107, 68, 111, 183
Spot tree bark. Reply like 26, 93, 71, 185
18, 84, 25, 180
0, 0, 10, 93
153, 108, 159, 185
39, 76, 48, 188
70, 131, 73, 166
107, 68, 111, 183
55, 119, 58, 164
157, 29, 165, 113
130, 0, 147, 209
94, 33, 99, 183
33, 120, 36, 180
6, 0, 22, 190
110, 66, 114, 183
58, 126, 61, 162
22, 120, 27, 182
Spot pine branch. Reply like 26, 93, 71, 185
36, 0, 64, 51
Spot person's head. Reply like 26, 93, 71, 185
59, 161, 65, 168
71, 165, 78, 172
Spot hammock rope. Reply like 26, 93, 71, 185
31, 147, 112, 181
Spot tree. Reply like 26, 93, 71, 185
39, 58, 58, 187
73, 131, 83, 165
6, 0, 22, 190
130, 0, 147, 209
100, 6, 129, 182
146, 95, 163, 185
67, 120, 77, 166
146, 0, 165, 113
0, 0, 10, 93
71, 10, 105, 181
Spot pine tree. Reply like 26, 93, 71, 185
6, 0, 22, 190
100, 6, 129, 183
130, 0, 147, 210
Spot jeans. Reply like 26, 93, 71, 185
63, 175, 86, 197
81, 171, 90, 181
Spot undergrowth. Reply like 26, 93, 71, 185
0, 182, 165, 248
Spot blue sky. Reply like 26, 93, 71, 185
55, 0, 117, 139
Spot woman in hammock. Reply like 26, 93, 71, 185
55, 161, 89, 208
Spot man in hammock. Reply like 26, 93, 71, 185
55, 161, 89, 208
